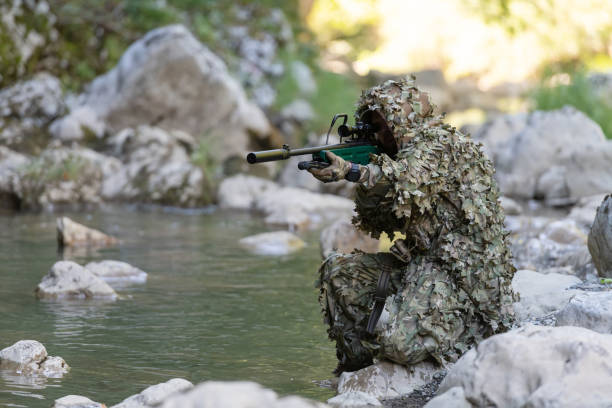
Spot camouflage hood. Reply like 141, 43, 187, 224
355, 76, 438, 152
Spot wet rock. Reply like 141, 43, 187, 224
588, 195, 612, 277
328, 391, 381, 407
53, 395, 105, 408
106, 126, 210, 207
158, 381, 327, 408
438, 325, 612, 407
423, 387, 470, 408
75, 25, 272, 161
57, 217, 118, 248
320, 219, 379, 259
0, 73, 64, 152
85, 261, 147, 284
474, 107, 612, 201
239, 231, 305, 256
337, 361, 439, 400
218, 175, 280, 210
555, 291, 612, 333
0, 340, 69, 377
111, 378, 193, 408
36, 261, 117, 300
499, 196, 522, 215
512, 269, 581, 320
50, 106, 106, 142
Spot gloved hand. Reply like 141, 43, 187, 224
308, 151, 352, 183
390, 239, 412, 263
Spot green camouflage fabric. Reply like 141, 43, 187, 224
317, 77, 516, 371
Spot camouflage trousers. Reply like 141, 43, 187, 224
316, 252, 486, 371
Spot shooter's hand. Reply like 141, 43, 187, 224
307, 151, 352, 183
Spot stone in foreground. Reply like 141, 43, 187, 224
327, 391, 381, 407
423, 386, 470, 408
588, 194, 612, 277
36, 261, 117, 300
239, 231, 305, 256
438, 325, 612, 407
0, 340, 69, 377
158, 381, 327, 407
85, 260, 147, 284
111, 378, 193, 408
511, 269, 581, 320
336, 361, 439, 400
57, 217, 118, 248
53, 395, 106, 408
555, 291, 612, 334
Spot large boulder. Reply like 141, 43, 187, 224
0, 340, 69, 377
0, 73, 64, 152
320, 219, 379, 259
588, 195, 612, 277
106, 126, 212, 206
0, 146, 29, 210
57, 217, 118, 248
85, 261, 147, 284
217, 174, 279, 210
512, 269, 581, 321
35, 261, 118, 300
336, 361, 439, 400
474, 107, 612, 203
111, 378, 193, 408
239, 231, 305, 256
157, 381, 327, 408
74, 25, 273, 161
556, 291, 612, 334
437, 325, 612, 407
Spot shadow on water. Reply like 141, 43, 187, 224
0, 206, 336, 407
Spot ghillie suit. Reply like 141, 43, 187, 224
314, 77, 516, 373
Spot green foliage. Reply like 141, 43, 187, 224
531, 70, 612, 139
308, 70, 362, 133
22, 155, 86, 183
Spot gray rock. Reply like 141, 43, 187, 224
112, 378, 194, 408
423, 387, 470, 408
337, 361, 439, 400
158, 381, 328, 408
106, 126, 209, 207
500, 196, 522, 215
327, 391, 381, 407
75, 25, 271, 161
57, 217, 118, 248
556, 291, 612, 333
474, 107, 612, 201
512, 269, 581, 320
85, 261, 147, 284
568, 194, 606, 230
53, 395, 105, 408
0, 340, 69, 377
0, 146, 29, 209
438, 325, 612, 407
218, 175, 279, 210
320, 219, 379, 259
588, 195, 612, 277
0, 73, 64, 151
541, 219, 587, 245
239, 231, 305, 256
36, 261, 117, 300
50, 106, 106, 142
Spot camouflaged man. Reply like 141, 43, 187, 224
308, 77, 516, 374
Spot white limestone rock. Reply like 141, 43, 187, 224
556, 291, 612, 334
50, 106, 106, 142
53, 395, 105, 408
327, 391, 381, 407
424, 387, 471, 408
512, 269, 581, 320
36, 261, 117, 300
111, 378, 193, 408
239, 231, 305, 256
337, 361, 439, 400
217, 174, 279, 210
85, 261, 147, 284
438, 325, 612, 407
0, 340, 69, 377
57, 217, 118, 248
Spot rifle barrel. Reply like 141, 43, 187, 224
246, 142, 369, 164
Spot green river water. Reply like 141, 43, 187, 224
0, 207, 337, 407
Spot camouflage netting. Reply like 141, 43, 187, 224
318, 77, 516, 369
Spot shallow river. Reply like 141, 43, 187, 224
0, 207, 336, 407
